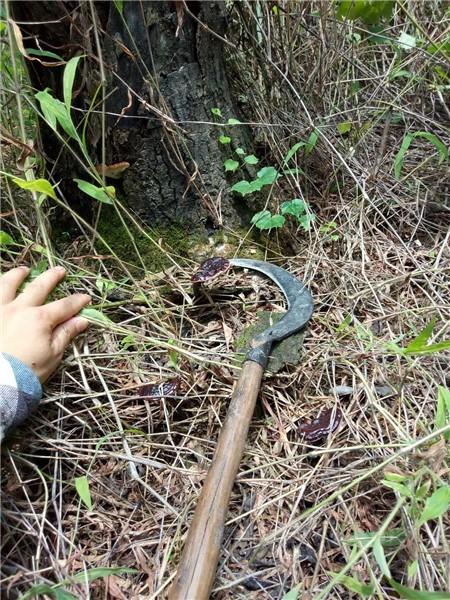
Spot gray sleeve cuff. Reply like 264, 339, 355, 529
0, 353, 42, 441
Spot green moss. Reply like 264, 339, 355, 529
95, 207, 206, 274
93, 208, 278, 275
235, 312, 306, 373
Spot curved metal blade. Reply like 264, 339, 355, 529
229, 258, 313, 343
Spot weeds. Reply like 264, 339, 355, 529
1, 1, 449, 598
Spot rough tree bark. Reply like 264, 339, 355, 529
11, 0, 256, 233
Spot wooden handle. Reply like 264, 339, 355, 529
169, 360, 264, 600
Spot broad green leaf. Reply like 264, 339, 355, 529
337, 0, 394, 24
30, 260, 49, 279
435, 387, 450, 439
418, 486, 450, 526
256, 166, 278, 185
211, 107, 222, 117
231, 180, 254, 196
244, 154, 259, 165
389, 69, 414, 80
79, 307, 112, 324
398, 32, 416, 50
235, 147, 245, 155
346, 528, 405, 548
416, 481, 431, 501
251, 211, 285, 230
382, 479, 413, 497
35, 90, 78, 140
19, 584, 77, 600
397, 322, 450, 356
227, 118, 241, 125
373, 538, 391, 577
12, 177, 57, 200
305, 129, 319, 155
224, 159, 239, 172
70, 566, 137, 583
35, 90, 57, 131
407, 560, 419, 578
265, 214, 285, 229
394, 131, 448, 179
384, 472, 409, 483
26, 48, 64, 61
63, 56, 82, 112
95, 276, 116, 295
298, 213, 315, 231
404, 320, 435, 353
329, 572, 374, 597
388, 578, 450, 599
121, 334, 136, 349
19, 567, 136, 600
281, 198, 305, 217
284, 141, 305, 163
73, 178, 115, 204
251, 210, 271, 226
281, 585, 301, 600
337, 121, 352, 134
218, 135, 231, 144
231, 178, 265, 196
404, 341, 450, 355
0, 231, 15, 246
74, 475, 92, 510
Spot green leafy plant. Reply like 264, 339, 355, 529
74, 475, 93, 510
73, 178, 115, 204
386, 320, 450, 356
319, 221, 340, 241
79, 307, 112, 325
284, 130, 320, 164
223, 159, 239, 172
337, 0, 395, 24
435, 387, 450, 440
34, 56, 115, 204
281, 198, 315, 231
19, 567, 137, 600
394, 131, 448, 179
382, 471, 450, 529
231, 166, 279, 196
251, 210, 285, 230
213, 109, 316, 233
0, 231, 16, 247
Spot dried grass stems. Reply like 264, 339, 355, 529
1, 1, 449, 598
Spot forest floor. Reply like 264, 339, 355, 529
1, 2, 449, 599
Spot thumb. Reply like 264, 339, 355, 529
52, 316, 89, 353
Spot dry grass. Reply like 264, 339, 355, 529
1, 1, 449, 599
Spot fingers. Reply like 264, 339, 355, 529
0, 266, 30, 304
45, 293, 91, 327
52, 316, 89, 354
15, 266, 66, 307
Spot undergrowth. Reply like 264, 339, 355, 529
1, 1, 449, 598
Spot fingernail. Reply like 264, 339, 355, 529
55, 266, 66, 273
19, 265, 30, 270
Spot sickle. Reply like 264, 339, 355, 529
170, 258, 313, 600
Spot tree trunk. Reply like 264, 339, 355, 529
11, 0, 256, 233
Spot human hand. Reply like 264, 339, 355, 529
0, 266, 91, 383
